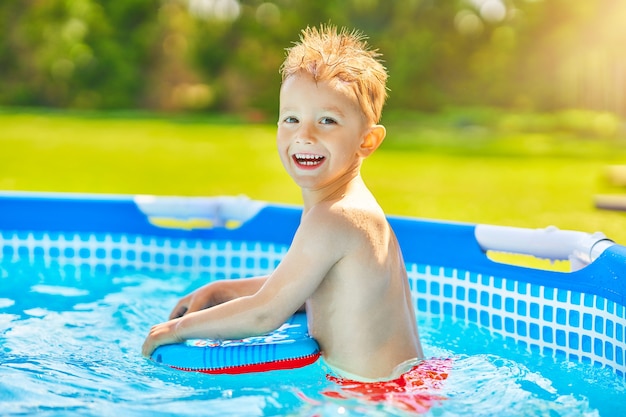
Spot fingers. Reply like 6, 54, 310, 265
169, 305, 188, 320
168, 297, 204, 320
168, 294, 192, 320
142, 320, 181, 357
142, 325, 162, 357
142, 333, 156, 357
150, 285, 219, 356
169, 285, 215, 319
184, 297, 210, 316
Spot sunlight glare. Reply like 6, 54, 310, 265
479, 0, 507, 23
455, 10, 484, 36
188, 0, 241, 22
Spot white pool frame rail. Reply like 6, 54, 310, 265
475, 225, 615, 271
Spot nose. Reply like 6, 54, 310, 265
295, 121, 315, 144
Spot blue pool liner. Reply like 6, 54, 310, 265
1, 191, 624, 377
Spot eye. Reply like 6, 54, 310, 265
320, 117, 337, 125
283, 116, 299, 124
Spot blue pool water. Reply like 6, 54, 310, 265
1, 263, 625, 416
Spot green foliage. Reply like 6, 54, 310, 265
0, 0, 161, 108
1, 1, 625, 118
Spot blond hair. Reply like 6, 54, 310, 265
280, 25, 388, 124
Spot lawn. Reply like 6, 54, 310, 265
1, 107, 625, 246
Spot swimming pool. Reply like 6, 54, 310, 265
1, 191, 625, 416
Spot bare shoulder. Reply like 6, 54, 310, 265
303, 198, 389, 241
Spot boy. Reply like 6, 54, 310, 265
142, 25, 423, 381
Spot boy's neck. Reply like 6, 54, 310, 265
301, 174, 367, 211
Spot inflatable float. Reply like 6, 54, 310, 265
151, 313, 320, 374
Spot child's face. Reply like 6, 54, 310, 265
277, 73, 369, 192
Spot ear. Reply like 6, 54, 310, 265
359, 125, 386, 157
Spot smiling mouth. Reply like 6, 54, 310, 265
293, 153, 325, 167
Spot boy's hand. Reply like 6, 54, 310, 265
168, 278, 268, 319
142, 318, 183, 357
169, 283, 219, 320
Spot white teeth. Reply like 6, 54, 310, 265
294, 153, 324, 166
295, 153, 324, 160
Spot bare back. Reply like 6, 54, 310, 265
302, 191, 423, 379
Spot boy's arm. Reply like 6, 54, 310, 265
169, 276, 269, 319
142, 206, 348, 356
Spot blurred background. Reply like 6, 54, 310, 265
1, 0, 625, 117
1, 0, 626, 245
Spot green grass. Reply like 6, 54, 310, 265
1, 107, 625, 246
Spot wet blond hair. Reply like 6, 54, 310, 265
280, 25, 388, 124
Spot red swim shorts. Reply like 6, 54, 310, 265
323, 358, 452, 414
